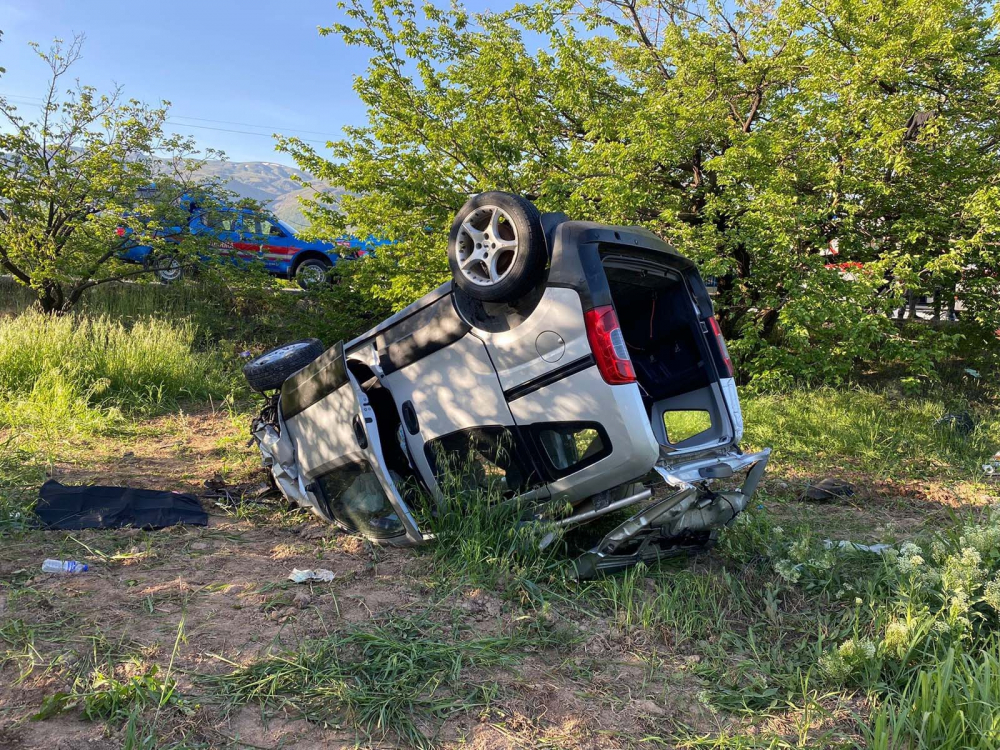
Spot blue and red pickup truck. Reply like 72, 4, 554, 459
120, 198, 375, 287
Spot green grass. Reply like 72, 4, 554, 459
204, 611, 572, 748
743, 385, 999, 479
867, 644, 1000, 750
0, 308, 242, 529
27, 621, 191, 750
418, 462, 571, 593
0, 309, 235, 414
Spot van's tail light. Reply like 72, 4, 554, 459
584, 305, 636, 385
115, 227, 126, 237
708, 315, 734, 378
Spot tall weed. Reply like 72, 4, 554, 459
419, 445, 569, 591
867, 646, 1000, 750
0, 310, 234, 415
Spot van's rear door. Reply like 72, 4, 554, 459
280, 341, 423, 544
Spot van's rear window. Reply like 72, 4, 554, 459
531, 422, 611, 478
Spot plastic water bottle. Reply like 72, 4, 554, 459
41, 559, 88, 574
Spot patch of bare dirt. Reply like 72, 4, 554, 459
3, 410, 922, 749
0, 514, 422, 747
48, 409, 250, 494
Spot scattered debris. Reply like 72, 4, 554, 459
934, 412, 975, 435
984, 452, 1000, 476
202, 475, 281, 510
823, 540, 893, 554
36, 480, 207, 530
800, 478, 856, 502
288, 568, 336, 583
965, 368, 982, 379
41, 559, 88, 574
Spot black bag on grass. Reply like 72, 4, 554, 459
36, 480, 207, 530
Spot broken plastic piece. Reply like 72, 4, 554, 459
288, 568, 335, 583
822, 540, 893, 554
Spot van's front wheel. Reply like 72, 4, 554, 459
448, 192, 546, 302
242, 338, 325, 392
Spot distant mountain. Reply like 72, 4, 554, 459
191, 159, 342, 230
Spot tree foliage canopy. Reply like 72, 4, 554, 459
283, 0, 1000, 387
0, 35, 224, 313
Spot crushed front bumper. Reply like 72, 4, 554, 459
573, 448, 771, 578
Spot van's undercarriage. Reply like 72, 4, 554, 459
569, 448, 770, 577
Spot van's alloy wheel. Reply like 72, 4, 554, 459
155, 257, 183, 284
447, 192, 546, 302
242, 338, 325, 393
455, 205, 520, 287
295, 258, 331, 289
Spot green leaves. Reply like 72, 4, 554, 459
0, 35, 229, 313
284, 0, 999, 385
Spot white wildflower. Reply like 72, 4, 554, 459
941, 547, 984, 594
789, 537, 811, 563
775, 559, 802, 583
882, 620, 912, 657
984, 576, 1000, 612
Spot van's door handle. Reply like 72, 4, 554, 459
401, 401, 419, 435
352, 415, 368, 449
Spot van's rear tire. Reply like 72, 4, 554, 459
243, 339, 324, 392
151, 256, 183, 284
295, 257, 332, 289
447, 192, 546, 302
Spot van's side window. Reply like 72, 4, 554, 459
200, 211, 235, 232
261, 219, 286, 238
532, 422, 611, 477
425, 427, 539, 496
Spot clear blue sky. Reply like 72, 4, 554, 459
0, 0, 513, 167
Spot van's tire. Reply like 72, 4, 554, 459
447, 192, 546, 302
242, 339, 324, 393
294, 257, 332, 289
151, 256, 184, 284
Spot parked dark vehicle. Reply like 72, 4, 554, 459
244, 193, 770, 575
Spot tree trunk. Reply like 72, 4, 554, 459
37, 282, 65, 314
